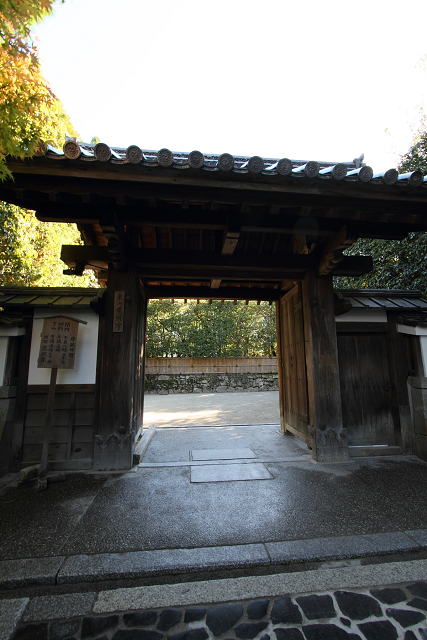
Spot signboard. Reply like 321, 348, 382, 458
113, 291, 125, 332
37, 316, 86, 369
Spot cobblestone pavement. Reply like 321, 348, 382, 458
7, 579, 427, 640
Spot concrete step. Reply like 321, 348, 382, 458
349, 445, 402, 457
1, 529, 427, 596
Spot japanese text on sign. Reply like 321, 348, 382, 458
37, 316, 80, 369
113, 291, 125, 333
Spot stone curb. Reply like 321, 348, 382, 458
93, 559, 427, 613
0, 557, 66, 590
0, 598, 28, 640
8, 565, 427, 640
1, 529, 427, 591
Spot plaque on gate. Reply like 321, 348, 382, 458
113, 291, 125, 333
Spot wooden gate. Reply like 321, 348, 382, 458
337, 333, 396, 446
132, 286, 147, 439
277, 286, 309, 443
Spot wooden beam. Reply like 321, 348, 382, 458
10, 187, 423, 237
145, 286, 280, 301
332, 255, 373, 276
7, 158, 427, 207
317, 226, 358, 276
222, 217, 241, 256
4, 166, 427, 218
62, 246, 317, 271
210, 279, 222, 289
61, 245, 110, 269
138, 266, 306, 282
100, 214, 130, 272
292, 234, 310, 255
62, 244, 372, 280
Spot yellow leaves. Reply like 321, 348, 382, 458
0, 45, 79, 179
1, 1, 76, 179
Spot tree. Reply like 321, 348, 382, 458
0, 0, 74, 180
335, 116, 427, 293
0, 0, 59, 58
399, 112, 427, 174
0, 1, 96, 287
146, 300, 277, 358
0, 202, 98, 287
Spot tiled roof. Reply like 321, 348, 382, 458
0, 287, 99, 309
33, 141, 426, 188
1, 287, 426, 311
338, 290, 427, 310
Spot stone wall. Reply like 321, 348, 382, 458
408, 376, 427, 462
145, 372, 279, 394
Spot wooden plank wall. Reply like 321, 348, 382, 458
146, 357, 278, 375
22, 384, 95, 470
337, 333, 396, 446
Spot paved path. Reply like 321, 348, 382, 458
2, 408, 427, 639
143, 391, 280, 427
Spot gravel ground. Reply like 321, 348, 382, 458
143, 391, 280, 428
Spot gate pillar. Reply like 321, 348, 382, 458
94, 266, 147, 470
301, 272, 349, 462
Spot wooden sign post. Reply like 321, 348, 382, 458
36, 315, 87, 491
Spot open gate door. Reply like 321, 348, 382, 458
277, 285, 309, 445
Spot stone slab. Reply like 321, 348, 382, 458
266, 531, 421, 565
190, 463, 272, 483
0, 474, 17, 490
0, 598, 28, 640
23, 592, 96, 622
190, 448, 256, 461
139, 456, 308, 468
0, 556, 65, 589
349, 446, 402, 457
406, 528, 427, 547
133, 424, 157, 465
57, 544, 270, 584
94, 558, 427, 614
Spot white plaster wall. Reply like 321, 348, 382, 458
0, 337, 8, 385
335, 309, 387, 323
397, 325, 427, 376
28, 309, 99, 385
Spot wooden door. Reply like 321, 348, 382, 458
133, 286, 147, 438
337, 333, 395, 446
278, 286, 309, 443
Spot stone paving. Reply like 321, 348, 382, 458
6, 580, 427, 639
2, 406, 427, 640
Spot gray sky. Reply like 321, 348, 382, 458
34, 0, 427, 170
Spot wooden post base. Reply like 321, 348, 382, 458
310, 430, 350, 463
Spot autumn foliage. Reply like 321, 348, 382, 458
0, 0, 75, 179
